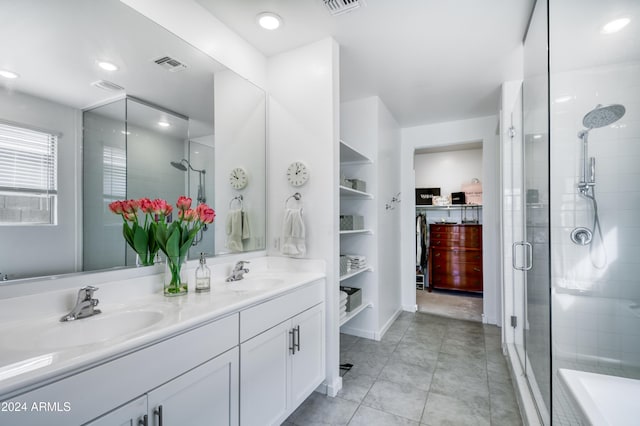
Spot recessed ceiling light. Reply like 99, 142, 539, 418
0, 69, 19, 79
257, 12, 282, 30
601, 18, 630, 34
97, 61, 119, 71
554, 95, 573, 103
158, 121, 171, 128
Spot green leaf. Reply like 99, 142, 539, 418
122, 223, 134, 247
166, 228, 180, 258
133, 225, 148, 256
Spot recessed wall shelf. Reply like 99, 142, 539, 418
340, 185, 373, 199
340, 301, 373, 327
339, 229, 373, 235
339, 266, 373, 282
340, 140, 372, 164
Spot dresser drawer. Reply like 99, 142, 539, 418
430, 224, 481, 236
431, 260, 482, 276
431, 274, 483, 292
431, 248, 482, 263
430, 237, 481, 249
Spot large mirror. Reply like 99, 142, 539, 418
0, 0, 266, 281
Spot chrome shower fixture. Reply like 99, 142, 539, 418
577, 104, 625, 196
170, 159, 206, 204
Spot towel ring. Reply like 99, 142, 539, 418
229, 195, 243, 209
285, 192, 302, 209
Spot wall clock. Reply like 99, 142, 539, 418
229, 167, 248, 190
286, 161, 309, 187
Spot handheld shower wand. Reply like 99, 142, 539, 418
570, 104, 626, 268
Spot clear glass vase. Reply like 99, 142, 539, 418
164, 256, 188, 296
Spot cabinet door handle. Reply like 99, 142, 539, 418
289, 329, 295, 354
473, 267, 481, 272
138, 414, 148, 426
154, 405, 163, 426
294, 325, 301, 352
434, 252, 441, 257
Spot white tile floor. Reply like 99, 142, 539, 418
285, 311, 522, 425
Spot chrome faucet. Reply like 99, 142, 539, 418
60, 286, 101, 322
226, 261, 250, 282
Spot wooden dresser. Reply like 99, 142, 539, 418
428, 224, 483, 293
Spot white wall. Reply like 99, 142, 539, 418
0, 89, 81, 279
120, 0, 267, 88
401, 116, 502, 325
214, 69, 266, 254
414, 149, 483, 198
266, 38, 341, 395
375, 99, 402, 333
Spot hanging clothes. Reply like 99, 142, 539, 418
416, 213, 428, 274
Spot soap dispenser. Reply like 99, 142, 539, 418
195, 252, 211, 293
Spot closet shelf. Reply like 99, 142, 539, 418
340, 301, 373, 327
415, 204, 482, 210
339, 267, 373, 282
340, 185, 373, 198
340, 140, 372, 164
339, 229, 373, 235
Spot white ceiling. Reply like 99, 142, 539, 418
196, 0, 535, 127
0, 0, 223, 133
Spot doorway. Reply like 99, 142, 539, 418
413, 143, 484, 322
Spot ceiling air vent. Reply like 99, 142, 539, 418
91, 80, 125, 92
322, 0, 364, 16
153, 56, 187, 72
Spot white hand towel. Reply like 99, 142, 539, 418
281, 208, 306, 257
242, 211, 251, 240
340, 291, 348, 302
225, 209, 243, 252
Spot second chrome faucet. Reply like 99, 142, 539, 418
226, 261, 250, 282
60, 286, 101, 322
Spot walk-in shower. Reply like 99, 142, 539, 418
570, 104, 626, 267
170, 158, 207, 204
171, 158, 208, 245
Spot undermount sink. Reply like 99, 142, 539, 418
225, 278, 284, 293
9, 309, 166, 350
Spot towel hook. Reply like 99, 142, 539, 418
285, 192, 302, 209
229, 194, 243, 209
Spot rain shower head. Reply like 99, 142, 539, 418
582, 104, 626, 129
170, 160, 188, 171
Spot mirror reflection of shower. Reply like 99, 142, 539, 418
571, 104, 626, 268
170, 158, 208, 245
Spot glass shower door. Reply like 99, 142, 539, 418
521, 0, 551, 423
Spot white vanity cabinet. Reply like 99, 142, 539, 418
87, 348, 239, 426
239, 280, 325, 426
1, 314, 239, 426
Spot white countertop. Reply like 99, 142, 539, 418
0, 257, 325, 399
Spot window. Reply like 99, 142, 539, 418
102, 145, 126, 200
0, 121, 58, 224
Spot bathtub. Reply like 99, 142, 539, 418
559, 368, 640, 425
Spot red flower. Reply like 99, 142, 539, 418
139, 198, 154, 214
108, 201, 123, 214
152, 199, 172, 216
198, 205, 215, 224
179, 208, 197, 222
122, 199, 139, 214
176, 196, 192, 211
123, 212, 137, 222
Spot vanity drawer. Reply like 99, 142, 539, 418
240, 280, 324, 342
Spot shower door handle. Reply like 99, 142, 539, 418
512, 241, 533, 271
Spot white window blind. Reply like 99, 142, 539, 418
103, 146, 126, 198
0, 122, 58, 195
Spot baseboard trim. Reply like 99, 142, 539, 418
374, 308, 402, 340
505, 344, 543, 426
340, 326, 376, 340
402, 304, 418, 312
